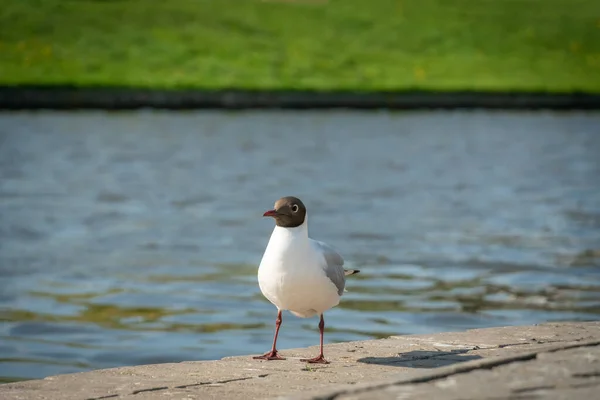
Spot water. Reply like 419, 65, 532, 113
1, 110, 599, 383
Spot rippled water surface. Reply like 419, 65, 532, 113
1, 110, 599, 382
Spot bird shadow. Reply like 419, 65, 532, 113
357, 349, 482, 369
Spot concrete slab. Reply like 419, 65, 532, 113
1, 321, 598, 400
327, 343, 600, 400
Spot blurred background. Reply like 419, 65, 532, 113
1, 0, 600, 384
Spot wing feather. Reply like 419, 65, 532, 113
310, 239, 346, 296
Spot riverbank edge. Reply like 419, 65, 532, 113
1, 321, 598, 400
2, 86, 600, 110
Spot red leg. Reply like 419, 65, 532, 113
254, 310, 285, 360
301, 314, 329, 364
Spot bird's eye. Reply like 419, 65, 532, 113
291, 204, 299, 213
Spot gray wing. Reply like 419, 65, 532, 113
311, 239, 346, 296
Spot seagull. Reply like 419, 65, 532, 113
254, 196, 359, 364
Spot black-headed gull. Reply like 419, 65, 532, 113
254, 196, 359, 364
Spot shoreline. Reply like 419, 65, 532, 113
2, 321, 599, 399
2, 87, 600, 110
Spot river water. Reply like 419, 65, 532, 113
1, 110, 599, 382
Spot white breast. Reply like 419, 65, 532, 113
257, 222, 341, 318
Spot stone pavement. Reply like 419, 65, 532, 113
317, 343, 600, 400
1, 322, 598, 400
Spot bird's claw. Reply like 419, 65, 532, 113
253, 350, 286, 361
300, 355, 329, 364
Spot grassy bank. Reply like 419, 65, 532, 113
1, 0, 599, 92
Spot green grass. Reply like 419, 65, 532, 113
1, 0, 599, 92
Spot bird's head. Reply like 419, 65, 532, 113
263, 196, 307, 228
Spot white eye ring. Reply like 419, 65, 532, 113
291, 204, 299, 213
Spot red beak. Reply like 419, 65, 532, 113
263, 209, 277, 217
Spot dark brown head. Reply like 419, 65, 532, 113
263, 196, 307, 228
